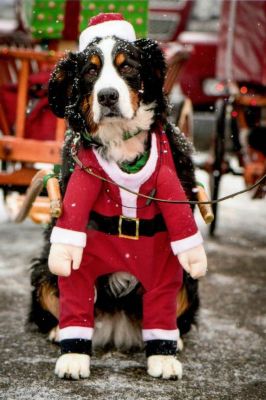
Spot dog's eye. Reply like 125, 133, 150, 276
84, 67, 98, 78
120, 63, 133, 74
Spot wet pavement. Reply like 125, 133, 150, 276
0, 173, 265, 400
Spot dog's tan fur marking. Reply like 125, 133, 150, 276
90, 54, 101, 67
176, 285, 189, 318
81, 94, 98, 133
130, 89, 140, 113
54, 70, 66, 82
38, 282, 59, 320
48, 325, 60, 343
115, 53, 126, 67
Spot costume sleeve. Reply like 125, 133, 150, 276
50, 165, 102, 247
157, 165, 203, 255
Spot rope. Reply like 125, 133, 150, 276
71, 150, 266, 205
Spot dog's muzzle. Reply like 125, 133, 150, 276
98, 88, 119, 107
97, 88, 121, 118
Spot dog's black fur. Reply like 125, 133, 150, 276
29, 37, 199, 345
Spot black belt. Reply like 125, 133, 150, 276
88, 211, 167, 240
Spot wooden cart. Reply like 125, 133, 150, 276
0, 48, 65, 189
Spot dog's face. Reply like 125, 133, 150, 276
80, 37, 141, 125
48, 36, 167, 134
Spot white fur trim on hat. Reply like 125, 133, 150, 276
79, 20, 136, 51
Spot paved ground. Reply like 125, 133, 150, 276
0, 173, 265, 400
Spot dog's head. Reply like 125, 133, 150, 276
48, 36, 167, 135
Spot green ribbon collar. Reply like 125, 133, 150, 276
122, 128, 142, 141
119, 151, 149, 174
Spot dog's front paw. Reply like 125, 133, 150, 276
48, 325, 60, 343
55, 354, 90, 380
147, 355, 182, 380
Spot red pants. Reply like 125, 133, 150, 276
59, 230, 183, 335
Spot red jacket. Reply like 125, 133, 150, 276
51, 131, 202, 254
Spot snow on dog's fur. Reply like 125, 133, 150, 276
30, 35, 200, 380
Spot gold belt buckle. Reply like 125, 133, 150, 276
118, 215, 139, 240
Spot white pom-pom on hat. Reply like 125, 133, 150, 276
79, 13, 136, 51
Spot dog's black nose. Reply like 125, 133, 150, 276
97, 88, 119, 107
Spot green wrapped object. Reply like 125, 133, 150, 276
80, 1, 148, 39
24, 0, 66, 39
24, 0, 148, 41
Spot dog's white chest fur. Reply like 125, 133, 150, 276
94, 102, 155, 163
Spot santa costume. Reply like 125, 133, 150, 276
51, 124, 203, 357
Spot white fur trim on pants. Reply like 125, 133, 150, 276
59, 326, 94, 341
142, 329, 179, 342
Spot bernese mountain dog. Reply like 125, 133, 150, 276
29, 16, 203, 381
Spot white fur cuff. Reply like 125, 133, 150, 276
50, 227, 87, 248
171, 231, 203, 255
142, 329, 179, 342
59, 326, 94, 341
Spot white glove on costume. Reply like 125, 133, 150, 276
48, 243, 83, 277
177, 244, 207, 279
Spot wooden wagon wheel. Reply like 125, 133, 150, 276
209, 99, 227, 235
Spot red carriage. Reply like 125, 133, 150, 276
208, 0, 266, 234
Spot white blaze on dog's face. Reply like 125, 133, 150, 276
90, 37, 140, 123
78, 36, 156, 161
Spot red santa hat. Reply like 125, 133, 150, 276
79, 13, 137, 51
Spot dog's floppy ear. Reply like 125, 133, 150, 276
48, 52, 81, 118
134, 38, 166, 104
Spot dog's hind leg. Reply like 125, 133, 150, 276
37, 282, 60, 342
29, 228, 60, 334
38, 282, 59, 320
177, 272, 200, 338
48, 324, 60, 343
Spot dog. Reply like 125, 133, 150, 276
29, 14, 207, 380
